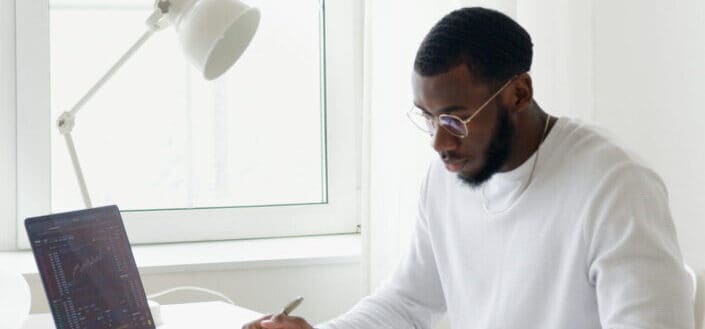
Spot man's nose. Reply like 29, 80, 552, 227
431, 126, 460, 153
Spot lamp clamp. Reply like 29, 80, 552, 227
156, 0, 172, 14
146, 1, 172, 31
57, 111, 76, 135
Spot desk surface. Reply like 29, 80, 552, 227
21, 301, 263, 329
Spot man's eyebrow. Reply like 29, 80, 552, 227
413, 103, 430, 115
438, 105, 466, 114
414, 104, 466, 115
414, 104, 465, 115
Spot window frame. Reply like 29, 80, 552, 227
14, 0, 363, 248
0, 0, 18, 251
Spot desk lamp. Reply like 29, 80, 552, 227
49, 0, 258, 325
56, 0, 260, 208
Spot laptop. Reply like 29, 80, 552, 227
25, 205, 155, 329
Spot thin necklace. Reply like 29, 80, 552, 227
481, 115, 552, 215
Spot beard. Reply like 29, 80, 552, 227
458, 105, 514, 188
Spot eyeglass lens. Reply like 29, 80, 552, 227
409, 108, 468, 137
438, 115, 466, 137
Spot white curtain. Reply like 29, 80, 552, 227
363, 0, 460, 294
516, 0, 593, 121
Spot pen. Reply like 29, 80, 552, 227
280, 296, 304, 316
263, 297, 304, 324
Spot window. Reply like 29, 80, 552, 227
15, 0, 363, 248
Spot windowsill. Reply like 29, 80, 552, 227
0, 234, 362, 275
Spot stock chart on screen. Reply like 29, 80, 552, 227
26, 206, 154, 329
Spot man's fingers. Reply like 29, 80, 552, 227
241, 314, 273, 329
270, 312, 285, 322
259, 318, 279, 329
259, 315, 312, 329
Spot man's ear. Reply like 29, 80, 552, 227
506, 73, 533, 114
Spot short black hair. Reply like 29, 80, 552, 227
414, 7, 533, 86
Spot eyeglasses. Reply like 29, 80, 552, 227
407, 76, 516, 138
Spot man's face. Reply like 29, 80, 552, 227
412, 64, 514, 187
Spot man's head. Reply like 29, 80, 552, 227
411, 7, 534, 187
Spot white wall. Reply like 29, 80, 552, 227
24, 262, 363, 325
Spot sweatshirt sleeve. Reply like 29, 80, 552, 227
317, 168, 447, 329
583, 163, 694, 329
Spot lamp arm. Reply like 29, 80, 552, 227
56, 7, 169, 208
61, 132, 93, 208
67, 29, 155, 118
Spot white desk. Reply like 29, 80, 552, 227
21, 301, 263, 329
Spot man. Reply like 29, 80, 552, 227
243, 7, 694, 329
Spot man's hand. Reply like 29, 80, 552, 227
241, 313, 314, 329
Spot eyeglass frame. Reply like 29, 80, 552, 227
407, 74, 519, 139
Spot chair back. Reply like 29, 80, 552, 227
686, 264, 704, 329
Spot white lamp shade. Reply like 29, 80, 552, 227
0, 269, 31, 329
171, 0, 260, 80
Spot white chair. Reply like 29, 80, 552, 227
686, 264, 704, 329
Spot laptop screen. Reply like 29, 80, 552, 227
25, 205, 155, 329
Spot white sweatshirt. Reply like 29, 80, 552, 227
320, 117, 694, 329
